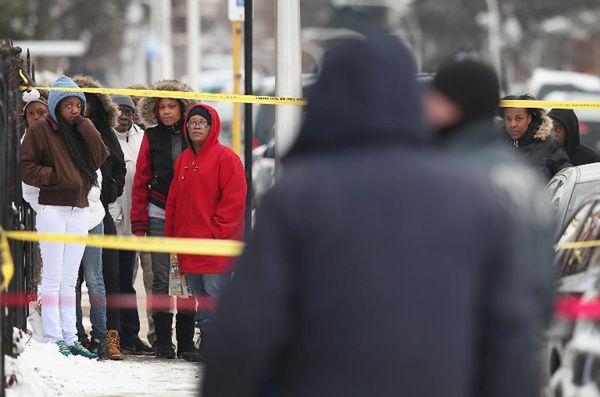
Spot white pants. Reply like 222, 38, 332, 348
36, 205, 89, 344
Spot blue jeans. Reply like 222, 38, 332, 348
186, 273, 231, 334
76, 222, 107, 341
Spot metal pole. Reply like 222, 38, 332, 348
186, 0, 200, 91
485, 0, 502, 78
160, 0, 174, 79
275, 0, 302, 163
232, 21, 243, 155
244, 0, 253, 236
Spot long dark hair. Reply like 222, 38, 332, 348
56, 115, 99, 190
86, 94, 121, 156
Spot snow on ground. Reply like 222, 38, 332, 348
5, 339, 202, 397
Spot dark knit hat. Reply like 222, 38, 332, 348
433, 60, 500, 122
186, 105, 211, 125
112, 95, 135, 111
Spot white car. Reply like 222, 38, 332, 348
547, 163, 600, 234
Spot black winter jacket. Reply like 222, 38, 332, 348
100, 139, 126, 207
548, 108, 600, 166
508, 116, 571, 180
202, 35, 539, 397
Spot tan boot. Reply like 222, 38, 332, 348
106, 330, 124, 360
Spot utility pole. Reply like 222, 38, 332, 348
485, 0, 502, 78
186, 0, 201, 90
275, 0, 302, 162
160, 0, 174, 79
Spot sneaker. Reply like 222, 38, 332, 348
155, 343, 176, 359
56, 340, 72, 357
106, 330, 125, 361
89, 337, 108, 360
121, 338, 154, 356
69, 341, 98, 359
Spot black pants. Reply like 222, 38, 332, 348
102, 212, 120, 332
119, 249, 141, 345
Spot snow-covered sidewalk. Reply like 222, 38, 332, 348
5, 339, 201, 396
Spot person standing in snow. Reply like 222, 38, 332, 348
165, 103, 246, 362
500, 94, 571, 179
547, 108, 600, 166
131, 80, 194, 359
73, 75, 127, 360
21, 75, 108, 358
108, 95, 154, 355
201, 35, 539, 397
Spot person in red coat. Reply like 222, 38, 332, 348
165, 103, 246, 362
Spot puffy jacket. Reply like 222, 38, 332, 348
508, 115, 571, 180
165, 104, 246, 274
548, 108, 600, 166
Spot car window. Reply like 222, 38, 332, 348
566, 182, 600, 223
559, 201, 600, 277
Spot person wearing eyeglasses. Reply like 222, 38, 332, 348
165, 103, 246, 362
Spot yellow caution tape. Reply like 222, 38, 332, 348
500, 100, 600, 110
0, 231, 15, 292
19, 85, 308, 106
4, 230, 244, 256
555, 240, 600, 251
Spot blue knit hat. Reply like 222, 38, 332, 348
47, 75, 86, 123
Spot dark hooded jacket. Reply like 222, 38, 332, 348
202, 35, 538, 397
508, 115, 571, 180
165, 103, 246, 274
131, 80, 194, 235
548, 108, 600, 166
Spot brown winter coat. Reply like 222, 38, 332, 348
21, 115, 109, 207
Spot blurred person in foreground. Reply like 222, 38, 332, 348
201, 35, 539, 397
424, 60, 556, 332
547, 108, 600, 166
500, 94, 571, 180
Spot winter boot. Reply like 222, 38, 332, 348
90, 337, 108, 360
106, 330, 125, 360
55, 340, 72, 357
182, 332, 207, 363
69, 341, 98, 359
176, 312, 195, 358
153, 312, 176, 359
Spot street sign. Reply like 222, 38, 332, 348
229, 0, 245, 21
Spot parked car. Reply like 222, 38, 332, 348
547, 163, 600, 234
548, 195, 600, 396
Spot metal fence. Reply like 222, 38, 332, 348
0, 40, 36, 394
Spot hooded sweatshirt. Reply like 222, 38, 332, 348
165, 103, 246, 274
548, 108, 600, 166
507, 115, 572, 180
202, 35, 538, 397
21, 75, 109, 207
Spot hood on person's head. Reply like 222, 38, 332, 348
433, 59, 499, 125
285, 34, 430, 159
47, 75, 86, 123
184, 103, 221, 154
138, 80, 194, 127
72, 75, 118, 127
548, 108, 579, 154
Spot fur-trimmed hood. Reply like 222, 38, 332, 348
72, 75, 118, 128
138, 80, 194, 127
532, 115, 553, 141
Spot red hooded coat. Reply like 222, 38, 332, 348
165, 103, 247, 274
